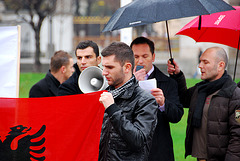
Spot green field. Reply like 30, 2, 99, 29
170, 79, 201, 161
20, 73, 45, 98
20, 73, 239, 161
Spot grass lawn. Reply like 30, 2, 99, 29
19, 73, 239, 160
170, 79, 202, 161
20, 73, 45, 98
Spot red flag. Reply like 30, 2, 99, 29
0, 91, 105, 161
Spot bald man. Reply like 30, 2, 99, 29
167, 47, 240, 161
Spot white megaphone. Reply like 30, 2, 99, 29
78, 66, 108, 93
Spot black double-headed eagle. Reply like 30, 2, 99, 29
0, 125, 46, 161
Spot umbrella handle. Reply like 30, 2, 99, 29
169, 58, 175, 68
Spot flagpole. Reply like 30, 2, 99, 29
16, 25, 21, 98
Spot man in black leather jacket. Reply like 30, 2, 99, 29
99, 42, 158, 161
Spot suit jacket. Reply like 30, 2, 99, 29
58, 63, 83, 96
148, 65, 183, 161
29, 71, 60, 98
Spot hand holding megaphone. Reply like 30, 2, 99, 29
78, 66, 108, 93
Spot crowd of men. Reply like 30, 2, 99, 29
29, 37, 240, 161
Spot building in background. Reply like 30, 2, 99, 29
0, 0, 239, 78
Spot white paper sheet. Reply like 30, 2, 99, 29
138, 78, 157, 93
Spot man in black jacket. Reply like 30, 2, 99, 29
58, 40, 101, 96
29, 50, 74, 97
99, 42, 158, 161
167, 47, 240, 161
130, 37, 183, 161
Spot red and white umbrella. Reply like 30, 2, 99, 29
177, 6, 240, 80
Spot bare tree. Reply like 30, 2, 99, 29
74, 0, 81, 16
3, 0, 57, 72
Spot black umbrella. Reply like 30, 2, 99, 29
102, 0, 234, 62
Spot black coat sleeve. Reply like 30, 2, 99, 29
170, 71, 196, 108
163, 78, 184, 123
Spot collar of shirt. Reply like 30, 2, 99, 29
145, 65, 154, 80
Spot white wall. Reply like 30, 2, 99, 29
41, 15, 74, 56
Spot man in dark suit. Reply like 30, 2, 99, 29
58, 40, 101, 96
130, 37, 183, 161
29, 50, 74, 97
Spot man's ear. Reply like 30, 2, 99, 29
218, 61, 225, 72
61, 66, 66, 73
152, 53, 156, 62
124, 62, 132, 73
97, 56, 101, 65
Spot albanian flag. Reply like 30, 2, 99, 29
0, 91, 105, 161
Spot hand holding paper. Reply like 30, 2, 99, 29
138, 78, 157, 93
139, 78, 165, 105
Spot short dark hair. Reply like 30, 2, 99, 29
75, 40, 99, 57
130, 36, 155, 55
50, 50, 72, 73
101, 42, 135, 71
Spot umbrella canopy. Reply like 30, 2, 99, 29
102, 0, 234, 32
176, 6, 240, 49
102, 0, 234, 62
176, 6, 240, 80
